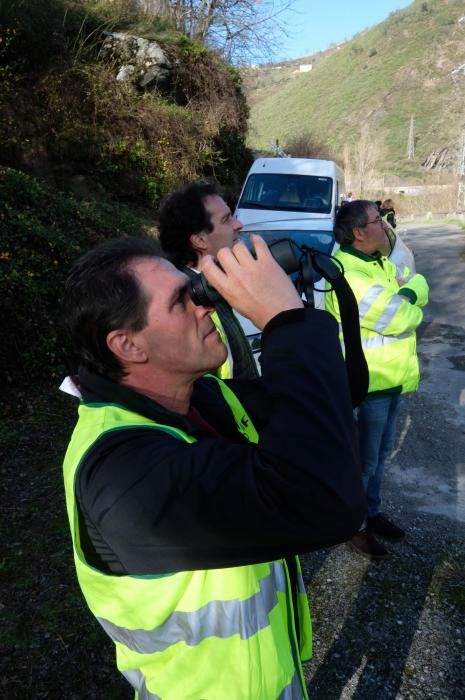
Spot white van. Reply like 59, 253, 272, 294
235, 157, 346, 226
234, 217, 337, 369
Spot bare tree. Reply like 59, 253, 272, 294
147, 1, 171, 13
351, 123, 384, 197
137, 0, 297, 64
342, 142, 353, 193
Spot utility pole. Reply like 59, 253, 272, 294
456, 130, 465, 211
270, 139, 289, 158
406, 116, 415, 160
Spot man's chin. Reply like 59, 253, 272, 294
203, 349, 228, 375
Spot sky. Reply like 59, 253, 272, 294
273, 0, 413, 62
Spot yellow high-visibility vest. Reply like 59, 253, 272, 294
326, 246, 428, 395
63, 375, 312, 699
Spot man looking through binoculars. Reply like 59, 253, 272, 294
62, 234, 366, 699
159, 182, 259, 380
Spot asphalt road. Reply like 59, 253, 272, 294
303, 223, 465, 700
387, 223, 465, 522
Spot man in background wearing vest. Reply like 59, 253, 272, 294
158, 181, 259, 380
62, 234, 366, 699
326, 200, 429, 559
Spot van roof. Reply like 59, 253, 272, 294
249, 158, 340, 176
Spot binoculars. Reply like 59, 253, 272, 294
188, 237, 368, 408
189, 238, 341, 307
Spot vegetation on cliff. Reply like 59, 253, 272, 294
0, 0, 253, 395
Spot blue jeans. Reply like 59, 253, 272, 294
355, 394, 401, 519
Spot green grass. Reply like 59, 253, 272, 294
401, 218, 465, 228
444, 218, 465, 230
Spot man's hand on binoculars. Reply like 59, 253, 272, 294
202, 235, 303, 330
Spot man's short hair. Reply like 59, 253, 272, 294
158, 182, 218, 267
334, 200, 374, 244
64, 236, 160, 381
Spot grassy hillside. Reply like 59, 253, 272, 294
245, 0, 465, 178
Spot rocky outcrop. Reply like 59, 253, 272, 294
101, 31, 172, 91
421, 144, 459, 172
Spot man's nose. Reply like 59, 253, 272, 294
233, 217, 243, 230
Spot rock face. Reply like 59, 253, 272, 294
421, 144, 459, 173
101, 31, 172, 91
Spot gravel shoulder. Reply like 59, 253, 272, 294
301, 496, 465, 699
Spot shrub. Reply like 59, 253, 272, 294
283, 131, 336, 161
0, 0, 102, 70
0, 29, 252, 208
0, 167, 153, 397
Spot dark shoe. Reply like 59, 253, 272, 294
367, 513, 405, 542
349, 530, 387, 559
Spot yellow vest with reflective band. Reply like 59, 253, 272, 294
63, 375, 311, 699
211, 310, 232, 379
326, 247, 428, 396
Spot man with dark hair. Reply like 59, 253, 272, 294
158, 182, 259, 379
326, 200, 429, 558
158, 182, 218, 267
62, 234, 365, 699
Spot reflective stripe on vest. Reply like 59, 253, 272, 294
358, 285, 404, 332
338, 324, 410, 353
327, 250, 420, 395
278, 670, 306, 700
97, 560, 286, 654
63, 377, 311, 699
122, 670, 161, 700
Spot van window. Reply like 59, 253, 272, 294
238, 174, 332, 214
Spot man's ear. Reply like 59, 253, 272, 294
106, 330, 147, 365
352, 227, 365, 244
190, 231, 208, 256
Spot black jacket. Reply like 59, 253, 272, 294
75, 308, 366, 575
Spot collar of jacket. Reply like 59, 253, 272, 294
339, 244, 385, 264
78, 366, 208, 435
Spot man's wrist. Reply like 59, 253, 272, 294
262, 307, 309, 337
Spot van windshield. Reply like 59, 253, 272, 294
238, 174, 333, 214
